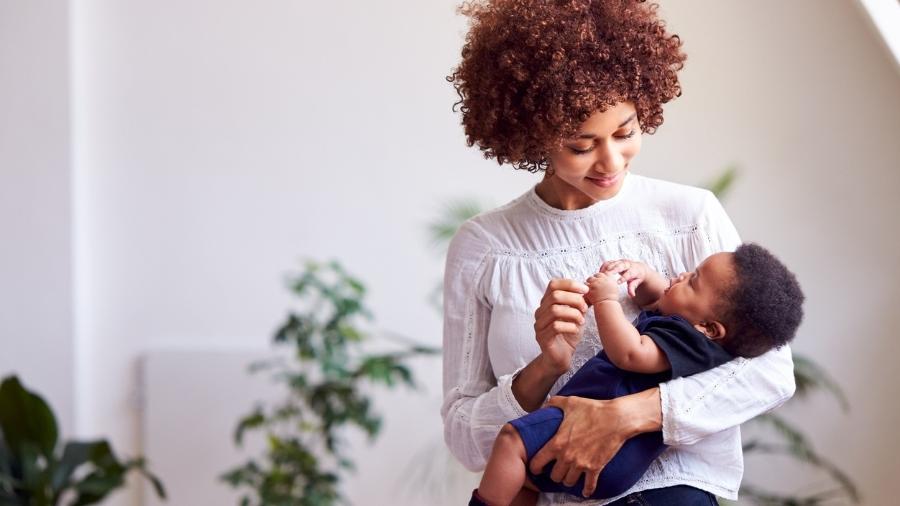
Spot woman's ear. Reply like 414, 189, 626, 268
694, 320, 727, 341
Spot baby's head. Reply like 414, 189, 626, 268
658, 243, 804, 358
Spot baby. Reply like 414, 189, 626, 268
469, 243, 804, 506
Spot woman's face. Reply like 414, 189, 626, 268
544, 101, 642, 207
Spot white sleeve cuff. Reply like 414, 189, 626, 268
496, 364, 531, 421
658, 380, 681, 446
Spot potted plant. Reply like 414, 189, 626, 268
0, 376, 165, 505
222, 259, 438, 505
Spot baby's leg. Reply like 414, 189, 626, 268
475, 423, 530, 506
510, 479, 539, 506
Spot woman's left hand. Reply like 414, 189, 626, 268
528, 389, 662, 498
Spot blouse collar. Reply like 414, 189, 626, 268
525, 171, 634, 219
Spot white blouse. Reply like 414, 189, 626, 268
440, 173, 796, 504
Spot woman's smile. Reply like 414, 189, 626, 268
586, 171, 625, 188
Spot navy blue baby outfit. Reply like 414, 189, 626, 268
508, 311, 734, 500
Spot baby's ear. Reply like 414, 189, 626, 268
694, 320, 727, 341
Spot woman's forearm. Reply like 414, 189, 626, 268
660, 346, 795, 446
511, 354, 565, 412
617, 387, 663, 436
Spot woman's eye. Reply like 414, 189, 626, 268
569, 145, 594, 155
617, 130, 637, 140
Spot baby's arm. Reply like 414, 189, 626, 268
599, 259, 669, 310
585, 273, 670, 374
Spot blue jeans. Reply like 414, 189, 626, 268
607, 485, 719, 505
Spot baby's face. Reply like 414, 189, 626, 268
657, 252, 736, 325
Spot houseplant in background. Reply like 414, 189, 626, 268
221, 259, 438, 506
424, 168, 858, 506
0, 375, 165, 506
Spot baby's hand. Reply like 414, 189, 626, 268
584, 271, 620, 306
600, 259, 654, 298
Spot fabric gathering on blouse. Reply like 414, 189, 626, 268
440, 173, 796, 504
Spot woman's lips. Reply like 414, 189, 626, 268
586, 172, 622, 188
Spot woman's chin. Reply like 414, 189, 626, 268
584, 176, 626, 200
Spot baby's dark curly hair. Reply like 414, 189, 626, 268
447, 0, 687, 172
720, 244, 805, 358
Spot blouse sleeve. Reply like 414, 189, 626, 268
440, 220, 530, 471
658, 191, 797, 446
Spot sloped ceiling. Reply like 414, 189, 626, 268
857, 0, 900, 72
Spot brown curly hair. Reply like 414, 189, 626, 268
448, 0, 687, 172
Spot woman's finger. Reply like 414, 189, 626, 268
535, 320, 580, 337
544, 279, 589, 299
548, 290, 589, 313
535, 330, 582, 356
581, 469, 601, 498
534, 304, 585, 330
562, 465, 583, 487
548, 455, 572, 484
528, 444, 556, 476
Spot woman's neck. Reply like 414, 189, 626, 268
535, 175, 621, 211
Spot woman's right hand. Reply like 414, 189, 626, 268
533, 279, 590, 375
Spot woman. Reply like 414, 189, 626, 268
440, 1, 796, 505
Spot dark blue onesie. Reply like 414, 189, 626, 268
508, 310, 734, 500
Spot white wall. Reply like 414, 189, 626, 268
1, 0, 897, 504
0, 0, 73, 434
70, 1, 509, 503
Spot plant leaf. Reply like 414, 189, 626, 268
124, 459, 166, 500
703, 165, 738, 199
427, 199, 484, 251
0, 376, 59, 459
51, 441, 101, 494
792, 353, 849, 410
234, 408, 266, 445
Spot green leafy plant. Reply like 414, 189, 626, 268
221, 259, 439, 506
0, 376, 165, 506
428, 169, 859, 506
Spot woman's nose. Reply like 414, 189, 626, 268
594, 143, 625, 172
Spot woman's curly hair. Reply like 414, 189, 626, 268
448, 0, 687, 172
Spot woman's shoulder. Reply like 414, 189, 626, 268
446, 205, 513, 258
449, 187, 534, 248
